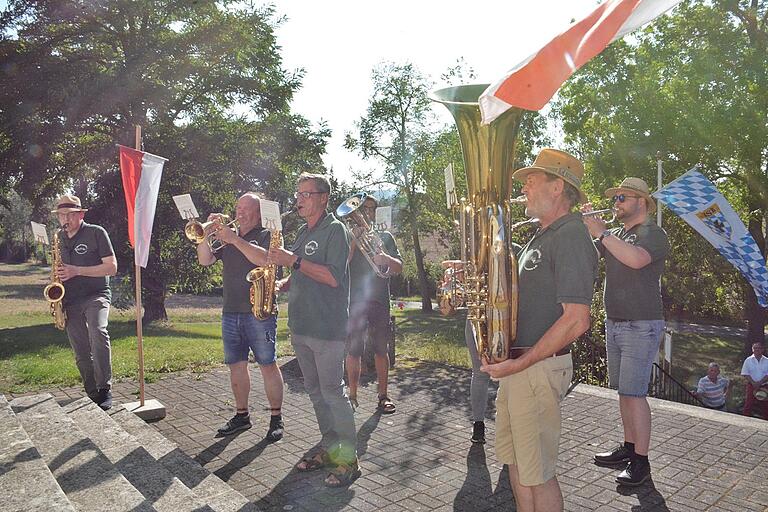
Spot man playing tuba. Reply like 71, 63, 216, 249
345, 194, 402, 414
52, 194, 118, 411
196, 192, 285, 441
481, 149, 597, 512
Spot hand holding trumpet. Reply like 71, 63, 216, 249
580, 203, 613, 238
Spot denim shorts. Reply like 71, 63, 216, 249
606, 319, 664, 397
346, 301, 391, 357
221, 312, 277, 365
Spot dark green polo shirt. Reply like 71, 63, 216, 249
516, 213, 598, 348
59, 223, 114, 306
349, 231, 401, 306
216, 227, 274, 314
288, 212, 350, 341
599, 218, 669, 320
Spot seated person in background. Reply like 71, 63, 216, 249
741, 342, 768, 418
693, 362, 730, 411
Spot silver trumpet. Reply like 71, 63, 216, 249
582, 208, 617, 223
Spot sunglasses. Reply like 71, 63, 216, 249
612, 194, 641, 203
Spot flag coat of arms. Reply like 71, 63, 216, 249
118, 146, 167, 268
653, 168, 768, 307
479, 0, 682, 124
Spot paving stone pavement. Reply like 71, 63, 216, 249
22, 357, 768, 512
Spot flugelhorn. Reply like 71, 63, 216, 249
184, 214, 239, 253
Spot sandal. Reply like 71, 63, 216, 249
349, 394, 359, 411
295, 451, 328, 472
324, 463, 362, 488
377, 395, 396, 414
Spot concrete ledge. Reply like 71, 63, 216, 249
572, 383, 768, 431
123, 399, 167, 422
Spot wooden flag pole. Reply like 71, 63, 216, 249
134, 125, 146, 407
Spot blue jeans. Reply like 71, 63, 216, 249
606, 319, 664, 397
221, 312, 277, 365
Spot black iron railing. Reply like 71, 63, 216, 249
649, 362, 705, 406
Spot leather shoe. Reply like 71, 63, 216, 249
594, 444, 631, 465
616, 459, 651, 486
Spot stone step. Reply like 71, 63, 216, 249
63, 397, 214, 512
10, 393, 156, 512
108, 405, 259, 512
0, 394, 76, 512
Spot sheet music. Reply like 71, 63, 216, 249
260, 199, 282, 232
30, 221, 49, 245
172, 194, 199, 220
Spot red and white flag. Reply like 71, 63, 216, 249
118, 145, 167, 268
479, 0, 682, 124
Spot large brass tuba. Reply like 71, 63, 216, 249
43, 230, 67, 330
336, 193, 390, 278
431, 84, 525, 363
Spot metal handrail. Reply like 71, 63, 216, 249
649, 362, 705, 407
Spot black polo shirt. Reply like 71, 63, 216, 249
60, 223, 114, 306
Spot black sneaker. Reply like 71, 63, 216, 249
594, 445, 631, 465
616, 458, 651, 486
217, 414, 251, 436
266, 416, 284, 442
96, 389, 113, 411
471, 421, 486, 444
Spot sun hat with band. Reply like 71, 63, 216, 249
604, 177, 656, 214
511, 148, 588, 203
51, 194, 89, 214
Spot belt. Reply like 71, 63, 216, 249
508, 346, 571, 360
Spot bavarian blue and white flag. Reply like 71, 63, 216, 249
653, 168, 768, 307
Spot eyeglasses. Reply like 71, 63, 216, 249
612, 194, 641, 203
294, 191, 324, 199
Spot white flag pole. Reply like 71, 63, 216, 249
134, 125, 146, 407
656, 152, 663, 228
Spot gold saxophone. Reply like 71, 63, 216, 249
247, 230, 282, 320
43, 230, 67, 330
431, 84, 525, 363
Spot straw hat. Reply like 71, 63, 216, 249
604, 177, 656, 214
51, 194, 88, 213
512, 148, 587, 203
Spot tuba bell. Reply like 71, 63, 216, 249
336, 193, 390, 278
431, 84, 526, 363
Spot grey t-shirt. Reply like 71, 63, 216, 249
217, 227, 273, 314
288, 212, 350, 341
599, 218, 669, 320
60, 223, 114, 307
516, 213, 598, 348
349, 231, 401, 306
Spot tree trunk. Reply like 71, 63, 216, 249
141, 272, 168, 324
410, 222, 433, 313
744, 214, 767, 352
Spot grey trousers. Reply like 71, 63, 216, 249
65, 296, 112, 396
291, 332, 357, 463
465, 320, 491, 422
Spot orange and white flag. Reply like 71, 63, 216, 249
479, 0, 682, 124
118, 145, 167, 268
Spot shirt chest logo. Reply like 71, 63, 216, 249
304, 240, 319, 256
623, 234, 638, 245
74, 243, 88, 255
248, 240, 259, 248
522, 248, 542, 271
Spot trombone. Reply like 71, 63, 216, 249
184, 214, 239, 253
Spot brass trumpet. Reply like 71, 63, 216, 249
184, 214, 239, 253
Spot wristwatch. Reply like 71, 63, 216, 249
292, 256, 302, 271
600, 229, 613, 241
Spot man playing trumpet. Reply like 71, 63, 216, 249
196, 192, 285, 440
583, 177, 669, 487
345, 194, 402, 414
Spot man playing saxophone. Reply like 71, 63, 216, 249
481, 149, 598, 512
197, 192, 285, 440
345, 194, 402, 414
52, 194, 117, 410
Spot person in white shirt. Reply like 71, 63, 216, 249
740, 342, 768, 418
